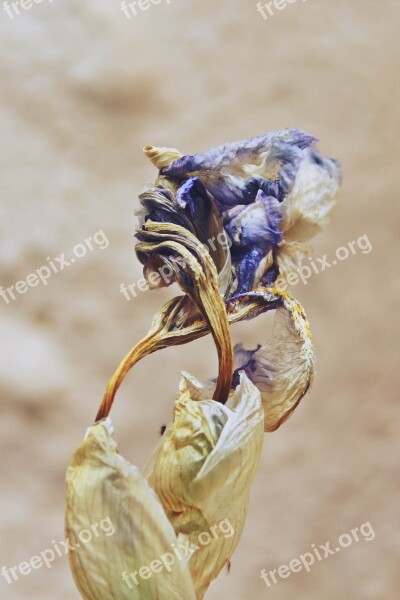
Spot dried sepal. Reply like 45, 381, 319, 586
147, 372, 264, 599
65, 419, 195, 600
232, 290, 315, 431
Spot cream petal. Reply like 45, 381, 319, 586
66, 418, 195, 600
282, 151, 341, 242
148, 373, 264, 599
232, 293, 315, 432
143, 145, 183, 169
276, 240, 310, 281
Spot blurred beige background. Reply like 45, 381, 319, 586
0, 0, 399, 598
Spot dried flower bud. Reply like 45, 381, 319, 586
147, 372, 264, 599
140, 130, 341, 294
65, 419, 195, 600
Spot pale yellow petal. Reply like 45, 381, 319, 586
148, 373, 264, 599
282, 156, 341, 241
66, 419, 195, 600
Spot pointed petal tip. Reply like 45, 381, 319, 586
143, 145, 183, 169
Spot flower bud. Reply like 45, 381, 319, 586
148, 372, 264, 599
66, 419, 195, 600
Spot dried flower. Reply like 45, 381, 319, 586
139, 130, 341, 295
66, 129, 340, 600
66, 418, 196, 600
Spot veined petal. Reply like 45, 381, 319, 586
65, 419, 195, 600
147, 372, 264, 599
224, 191, 283, 293
224, 193, 283, 247
282, 148, 341, 242
160, 129, 316, 178
232, 292, 315, 432
275, 240, 310, 282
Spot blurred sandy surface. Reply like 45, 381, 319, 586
0, 0, 399, 598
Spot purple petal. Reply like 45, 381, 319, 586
162, 129, 317, 178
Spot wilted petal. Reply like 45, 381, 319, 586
175, 176, 232, 293
147, 372, 264, 599
275, 240, 310, 282
161, 128, 316, 179
65, 419, 195, 600
232, 293, 315, 432
224, 191, 283, 292
224, 192, 282, 247
282, 148, 341, 242
162, 131, 316, 216
140, 131, 340, 294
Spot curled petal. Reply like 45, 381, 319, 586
224, 192, 283, 248
147, 372, 264, 599
65, 419, 195, 600
139, 131, 340, 294
161, 129, 316, 179
143, 145, 183, 169
282, 148, 341, 242
224, 191, 283, 292
232, 291, 315, 432
175, 177, 232, 293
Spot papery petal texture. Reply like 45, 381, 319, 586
65, 419, 195, 600
281, 149, 341, 242
147, 372, 264, 599
139, 129, 341, 295
231, 291, 315, 432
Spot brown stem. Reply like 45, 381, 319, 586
95, 287, 284, 422
95, 331, 161, 422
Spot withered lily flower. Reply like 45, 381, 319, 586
139, 130, 341, 294
66, 130, 340, 600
